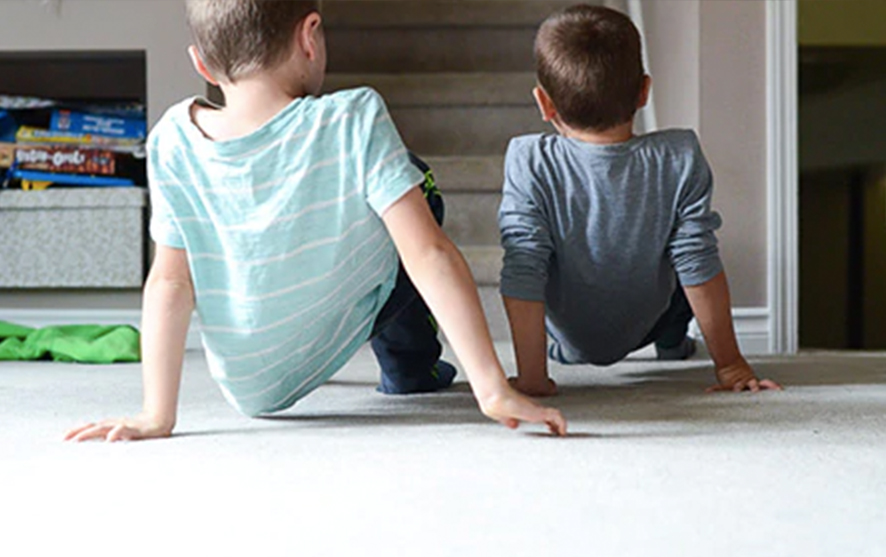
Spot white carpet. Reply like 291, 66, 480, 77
2, 344, 885, 557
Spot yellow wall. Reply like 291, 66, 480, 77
799, 0, 886, 46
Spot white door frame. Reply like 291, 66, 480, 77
766, 0, 799, 354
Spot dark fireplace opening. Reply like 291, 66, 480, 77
0, 50, 148, 188
0, 50, 145, 103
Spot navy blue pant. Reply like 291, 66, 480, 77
369, 154, 445, 391
636, 284, 695, 351
548, 284, 695, 364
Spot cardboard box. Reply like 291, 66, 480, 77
15, 126, 142, 151
51, 109, 146, 140
0, 142, 13, 168
0, 188, 148, 287
13, 144, 117, 175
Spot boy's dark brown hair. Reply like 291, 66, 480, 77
186, 0, 319, 83
535, 4, 645, 131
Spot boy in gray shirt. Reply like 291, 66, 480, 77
499, 4, 781, 396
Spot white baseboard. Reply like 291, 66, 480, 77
2, 306, 773, 356
1, 309, 203, 350
690, 307, 772, 356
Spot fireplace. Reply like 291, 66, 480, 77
0, 50, 149, 288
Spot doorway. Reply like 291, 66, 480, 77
798, 0, 886, 350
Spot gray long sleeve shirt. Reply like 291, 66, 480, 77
498, 129, 723, 365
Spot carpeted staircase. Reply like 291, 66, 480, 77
321, 0, 579, 339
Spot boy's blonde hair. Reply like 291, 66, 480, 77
535, 4, 645, 132
186, 0, 319, 83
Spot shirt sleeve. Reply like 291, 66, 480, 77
355, 89, 425, 216
498, 139, 554, 302
668, 137, 724, 286
147, 136, 185, 249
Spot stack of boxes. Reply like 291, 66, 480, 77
0, 96, 149, 288
0, 96, 146, 190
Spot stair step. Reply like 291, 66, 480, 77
424, 156, 504, 193
390, 105, 548, 155
442, 191, 502, 246
322, 1, 576, 28
461, 245, 503, 286
323, 73, 536, 107
326, 27, 536, 73
477, 285, 509, 341
425, 286, 511, 343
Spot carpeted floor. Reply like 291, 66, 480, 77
2, 343, 885, 557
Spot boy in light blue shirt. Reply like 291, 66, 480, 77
67, 0, 565, 441
499, 5, 781, 397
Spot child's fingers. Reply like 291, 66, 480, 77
548, 414, 567, 436
106, 424, 131, 442
707, 378, 782, 393
69, 424, 112, 442
64, 423, 98, 441
499, 418, 520, 430
63, 423, 93, 441
535, 408, 566, 436
707, 383, 744, 393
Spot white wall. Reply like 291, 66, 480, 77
644, 0, 701, 131
0, 0, 202, 126
699, 0, 768, 307
0, 0, 202, 313
643, 0, 768, 308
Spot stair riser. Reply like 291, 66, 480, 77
390, 106, 548, 155
326, 28, 536, 73
461, 246, 504, 286
441, 192, 502, 247
323, 73, 536, 108
322, 1, 575, 28
479, 286, 510, 341
438, 286, 509, 342
424, 156, 504, 193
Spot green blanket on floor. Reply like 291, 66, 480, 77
0, 321, 140, 363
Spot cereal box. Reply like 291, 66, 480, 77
13, 144, 117, 175
0, 142, 13, 169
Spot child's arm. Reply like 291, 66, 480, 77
502, 296, 557, 397
382, 187, 566, 435
64, 245, 194, 441
684, 271, 781, 392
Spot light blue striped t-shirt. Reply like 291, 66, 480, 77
147, 87, 423, 417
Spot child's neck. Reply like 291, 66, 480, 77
558, 120, 635, 145
198, 72, 310, 142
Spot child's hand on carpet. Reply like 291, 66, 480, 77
478, 387, 567, 436
707, 358, 782, 393
64, 413, 174, 442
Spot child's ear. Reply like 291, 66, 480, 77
296, 12, 324, 61
188, 45, 220, 86
637, 75, 652, 109
533, 86, 558, 122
